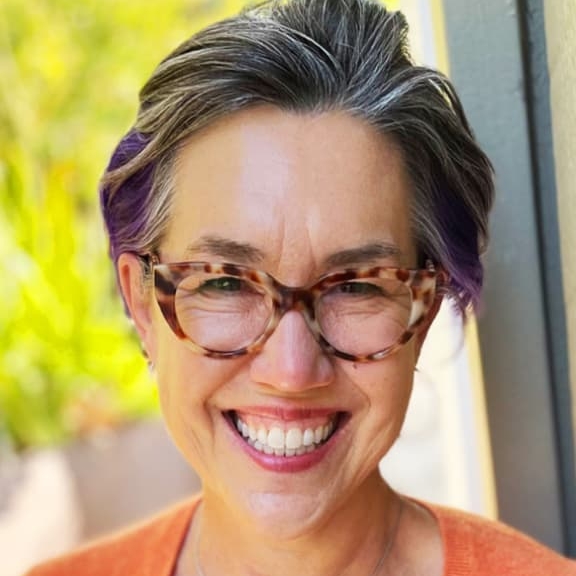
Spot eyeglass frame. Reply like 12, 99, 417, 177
141, 254, 444, 363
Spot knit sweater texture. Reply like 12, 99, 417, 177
25, 496, 576, 576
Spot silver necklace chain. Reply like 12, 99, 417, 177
193, 497, 404, 576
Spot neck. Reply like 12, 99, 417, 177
179, 473, 402, 576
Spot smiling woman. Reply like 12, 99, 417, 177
25, 0, 576, 575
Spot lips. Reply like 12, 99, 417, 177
231, 411, 338, 457
225, 408, 346, 468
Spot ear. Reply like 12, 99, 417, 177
117, 252, 156, 361
414, 294, 443, 359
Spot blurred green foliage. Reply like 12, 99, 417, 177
0, 0, 255, 450
0, 0, 399, 450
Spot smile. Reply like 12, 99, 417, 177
229, 411, 341, 457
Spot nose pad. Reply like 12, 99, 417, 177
249, 310, 334, 393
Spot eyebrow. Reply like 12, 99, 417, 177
186, 235, 266, 264
322, 242, 404, 268
186, 236, 403, 268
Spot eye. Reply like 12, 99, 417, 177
201, 276, 246, 292
334, 281, 384, 296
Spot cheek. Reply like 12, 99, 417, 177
155, 346, 218, 407
152, 339, 246, 467
150, 318, 209, 422
153, 323, 246, 417
335, 347, 417, 469
351, 339, 416, 385
345, 344, 417, 422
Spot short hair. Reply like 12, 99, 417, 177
100, 0, 494, 313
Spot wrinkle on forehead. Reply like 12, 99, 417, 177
165, 107, 415, 281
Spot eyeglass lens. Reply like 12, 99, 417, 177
173, 271, 413, 355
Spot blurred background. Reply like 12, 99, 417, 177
1, 0, 575, 574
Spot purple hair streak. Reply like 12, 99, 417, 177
100, 130, 155, 264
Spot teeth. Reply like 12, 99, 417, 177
302, 429, 315, 447
267, 427, 285, 449
285, 428, 302, 450
233, 413, 337, 456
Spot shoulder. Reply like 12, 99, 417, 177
24, 497, 198, 576
422, 501, 576, 576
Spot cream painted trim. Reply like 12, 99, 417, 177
464, 318, 498, 519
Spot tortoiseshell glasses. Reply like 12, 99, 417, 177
148, 257, 441, 362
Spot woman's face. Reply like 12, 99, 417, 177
121, 107, 434, 537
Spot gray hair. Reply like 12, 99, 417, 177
101, 0, 494, 312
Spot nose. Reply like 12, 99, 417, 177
249, 310, 335, 393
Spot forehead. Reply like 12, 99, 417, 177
163, 107, 415, 275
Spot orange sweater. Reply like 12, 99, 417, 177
25, 496, 576, 576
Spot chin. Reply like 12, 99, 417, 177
240, 490, 330, 538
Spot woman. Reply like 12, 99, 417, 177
27, 0, 575, 574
